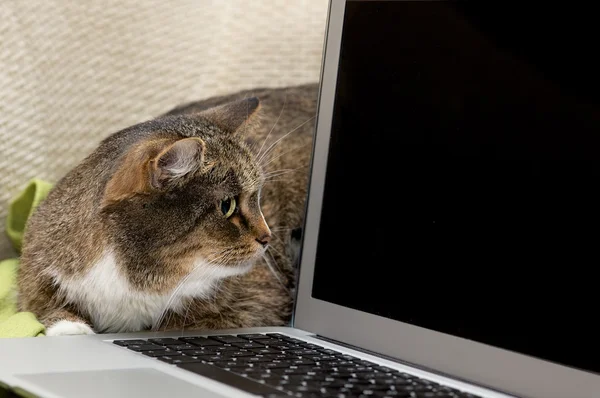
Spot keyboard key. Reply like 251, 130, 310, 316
212, 361, 242, 368
250, 348, 273, 355
289, 358, 315, 365
355, 359, 378, 367
268, 367, 309, 376
142, 349, 182, 358
250, 339, 286, 346
210, 335, 248, 344
264, 353, 288, 360
232, 367, 260, 375
299, 343, 323, 350
237, 333, 272, 340
269, 335, 305, 343
169, 356, 206, 365
265, 333, 288, 338
373, 365, 397, 373
318, 348, 338, 355
178, 349, 209, 356
264, 345, 290, 351
288, 349, 319, 355
251, 372, 278, 380
364, 384, 392, 391
292, 385, 323, 394
112, 339, 148, 346
207, 345, 238, 352
229, 351, 255, 357
157, 355, 186, 364
194, 355, 223, 362
126, 344, 165, 352
167, 344, 198, 351
148, 338, 180, 346
179, 337, 222, 346
237, 356, 273, 363
284, 374, 327, 382
260, 363, 291, 369
304, 354, 336, 362
232, 342, 265, 349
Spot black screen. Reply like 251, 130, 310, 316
311, 1, 600, 375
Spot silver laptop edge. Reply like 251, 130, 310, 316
1, 2, 599, 398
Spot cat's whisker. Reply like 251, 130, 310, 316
178, 258, 229, 335
153, 251, 229, 331
262, 252, 289, 293
250, 165, 305, 189
266, 243, 286, 259
256, 90, 288, 159
267, 231, 290, 239
175, 267, 220, 334
264, 165, 307, 175
179, 297, 194, 335
257, 115, 315, 164
210, 278, 224, 305
180, 251, 240, 331
263, 178, 296, 185
264, 169, 299, 178
261, 143, 311, 168
264, 165, 308, 180
154, 271, 195, 331
269, 226, 293, 232
155, 270, 199, 331
270, 232, 284, 244
206, 253, 236, 306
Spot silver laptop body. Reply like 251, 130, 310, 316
1, 1, 599, 397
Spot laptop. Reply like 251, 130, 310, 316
2, 1, 600, 397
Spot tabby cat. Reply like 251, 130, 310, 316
17, 83, 317, 336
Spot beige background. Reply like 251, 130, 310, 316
0, 0, 328, 259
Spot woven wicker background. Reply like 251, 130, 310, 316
0, 0, 328, 259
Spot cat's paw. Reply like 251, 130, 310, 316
46, 320, 95, 336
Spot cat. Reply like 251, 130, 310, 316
17, 83, 317, 336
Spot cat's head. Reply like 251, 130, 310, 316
99, 97, 270, 283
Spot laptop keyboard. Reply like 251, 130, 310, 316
113, 333, 483, 398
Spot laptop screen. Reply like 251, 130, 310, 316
311, 0, 600, 375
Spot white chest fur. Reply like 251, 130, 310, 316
55, 249, 251, 333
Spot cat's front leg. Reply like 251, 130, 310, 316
41, 309, 95, 336
17, 266, 95, 336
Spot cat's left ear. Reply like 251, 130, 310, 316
200, 97, 261, 135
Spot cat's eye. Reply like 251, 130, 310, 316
221, 197, 237, 218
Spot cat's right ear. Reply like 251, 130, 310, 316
199, 97, 261, 135
102, 137, 206, 207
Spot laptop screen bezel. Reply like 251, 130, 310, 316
292, 1, 600, 397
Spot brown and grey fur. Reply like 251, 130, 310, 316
17, 83, 317, 333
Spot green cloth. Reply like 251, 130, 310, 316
0, 179, 53, 338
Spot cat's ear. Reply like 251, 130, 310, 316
200, 97, 261, 135
102, 137, 205, 207
149, 137, 206, 190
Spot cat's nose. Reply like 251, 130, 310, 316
255, 232, 271, 247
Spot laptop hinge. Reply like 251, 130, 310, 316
312, 335, 404, 363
